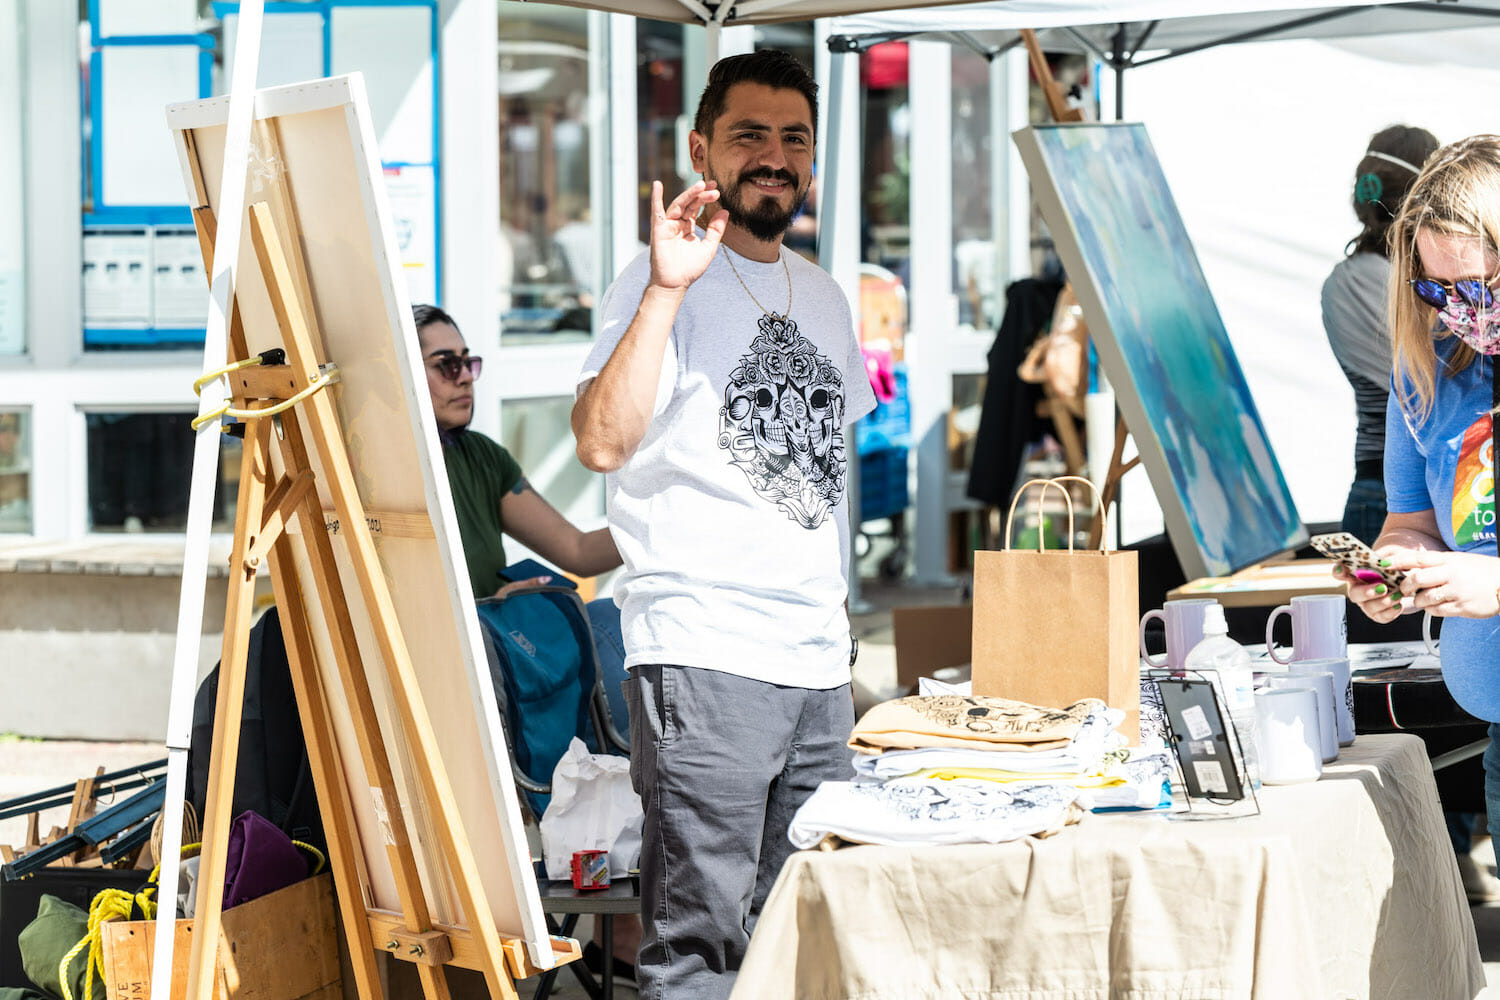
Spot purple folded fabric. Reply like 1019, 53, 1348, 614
223, 810, 308, 909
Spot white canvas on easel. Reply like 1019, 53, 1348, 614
164, 73, 553, 972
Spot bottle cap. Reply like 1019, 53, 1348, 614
1202, 603, 1228, 634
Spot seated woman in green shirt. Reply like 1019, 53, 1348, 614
415, 304, 620, 597
416, 304, 636, 982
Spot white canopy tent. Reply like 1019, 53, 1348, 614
827, 1, 1500, 117
527, 0, 1500, 585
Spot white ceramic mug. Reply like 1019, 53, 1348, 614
1423, 610, 1440, 658
1293, 656, 1355, 746
1265, 594, 1347, 665
1139, 598, 1219, 671
1266, 668, 1338, 763
1254, 687, 1323, 784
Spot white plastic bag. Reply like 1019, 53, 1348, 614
539, 737, 642, 880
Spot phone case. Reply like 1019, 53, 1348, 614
1308, 531, 1405, 589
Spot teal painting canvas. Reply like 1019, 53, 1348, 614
1013, 123, 1304, 579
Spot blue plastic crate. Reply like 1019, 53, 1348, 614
855, 365, 911, 454
859, 445, 910, 523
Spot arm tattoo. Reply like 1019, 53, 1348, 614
509, 477, 532, 496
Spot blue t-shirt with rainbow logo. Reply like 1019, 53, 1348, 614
1386, 338, 1500, 721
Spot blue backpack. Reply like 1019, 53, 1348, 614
475, 586, 627, 818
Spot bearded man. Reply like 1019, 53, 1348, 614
572, 48, 876, 1000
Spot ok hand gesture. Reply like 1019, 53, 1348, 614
648, 179, 728, 293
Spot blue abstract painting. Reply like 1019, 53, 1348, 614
1014, 123, 1304, 578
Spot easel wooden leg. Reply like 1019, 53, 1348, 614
1088, 414, 1140, 551
186, 415, 274, 1000
266, 539, 389, 1000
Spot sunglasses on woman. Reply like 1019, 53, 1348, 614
1408, 275, 1497, 311
429, 353, 483, 382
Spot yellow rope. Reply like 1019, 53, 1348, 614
60, 884, 158, 1000
192, 355, 265, 395
189, 371, 335, 432
293, 839, 326, 874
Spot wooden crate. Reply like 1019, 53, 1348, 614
101, 873, 340, 1000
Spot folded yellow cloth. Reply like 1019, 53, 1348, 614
849, 694, 1104, 755
907, 766, 1126, 790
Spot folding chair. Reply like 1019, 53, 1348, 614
475, 585, 634, 1000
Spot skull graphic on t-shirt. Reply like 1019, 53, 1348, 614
718, 313, 848, 528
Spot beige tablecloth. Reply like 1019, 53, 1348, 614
732, 734, 1483, 1000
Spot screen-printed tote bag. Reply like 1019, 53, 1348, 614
972, 476, 1139, 742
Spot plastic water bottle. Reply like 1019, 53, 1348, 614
1182, 604, 1260, 790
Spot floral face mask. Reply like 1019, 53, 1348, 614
1437, 300, 1500, 355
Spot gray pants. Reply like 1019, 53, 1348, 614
624, 664, 854, 1000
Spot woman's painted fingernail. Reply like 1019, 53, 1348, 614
1374, 584, 1387, 595
1391, 599, 1402, 610
1378, 558, 1392, 567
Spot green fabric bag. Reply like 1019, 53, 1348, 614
0, 988, 51, 1000
17, 894, 98, 1000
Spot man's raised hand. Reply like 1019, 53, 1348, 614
648, 180, 728, 293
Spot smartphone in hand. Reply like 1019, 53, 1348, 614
1309, 531, 1406, 590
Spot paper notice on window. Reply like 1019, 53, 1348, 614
152, 230, 209, 327
82, 230, 151, 325
383, 165, 436, 307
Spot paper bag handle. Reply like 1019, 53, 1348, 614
1003, 475, 1112, 553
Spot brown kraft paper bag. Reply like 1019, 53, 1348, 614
972, 476, 1140, 742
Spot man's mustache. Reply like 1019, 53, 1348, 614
740, 168, 798, 187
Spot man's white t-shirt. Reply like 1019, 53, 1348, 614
579, 241, 877, 690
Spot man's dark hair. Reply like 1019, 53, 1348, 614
693, 49, 818, 138
412, 303, 459, 336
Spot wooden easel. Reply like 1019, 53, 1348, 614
1020, 29, 1134, 548
1018, 30, 1133, 547
1020, 29, 1084, 124
177, 133, 575, 1000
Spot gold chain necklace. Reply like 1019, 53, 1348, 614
721, 246, 791, 320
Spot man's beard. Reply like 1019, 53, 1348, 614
714, 167, 809, 242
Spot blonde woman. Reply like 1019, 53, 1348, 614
1346, 134, 1500, 843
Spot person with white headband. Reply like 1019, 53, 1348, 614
1322, 125, 1439, 546
1340, 134, 1500, 903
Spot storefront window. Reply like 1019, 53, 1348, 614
80, 4, 210, 352
85, 412, 240, 533
951, 47, 995, 331
503, 395, 602, 524
0, 410, 31, 532
861, 43, 910, 281
498, 2, 598, 344
636, 19, 685, 250
0, 8, 25, 356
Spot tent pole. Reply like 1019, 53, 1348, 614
988, 53, 1006, 325
907, 39, 955, 587
819, 44, 869, 613
1112, 24, 1126, 121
